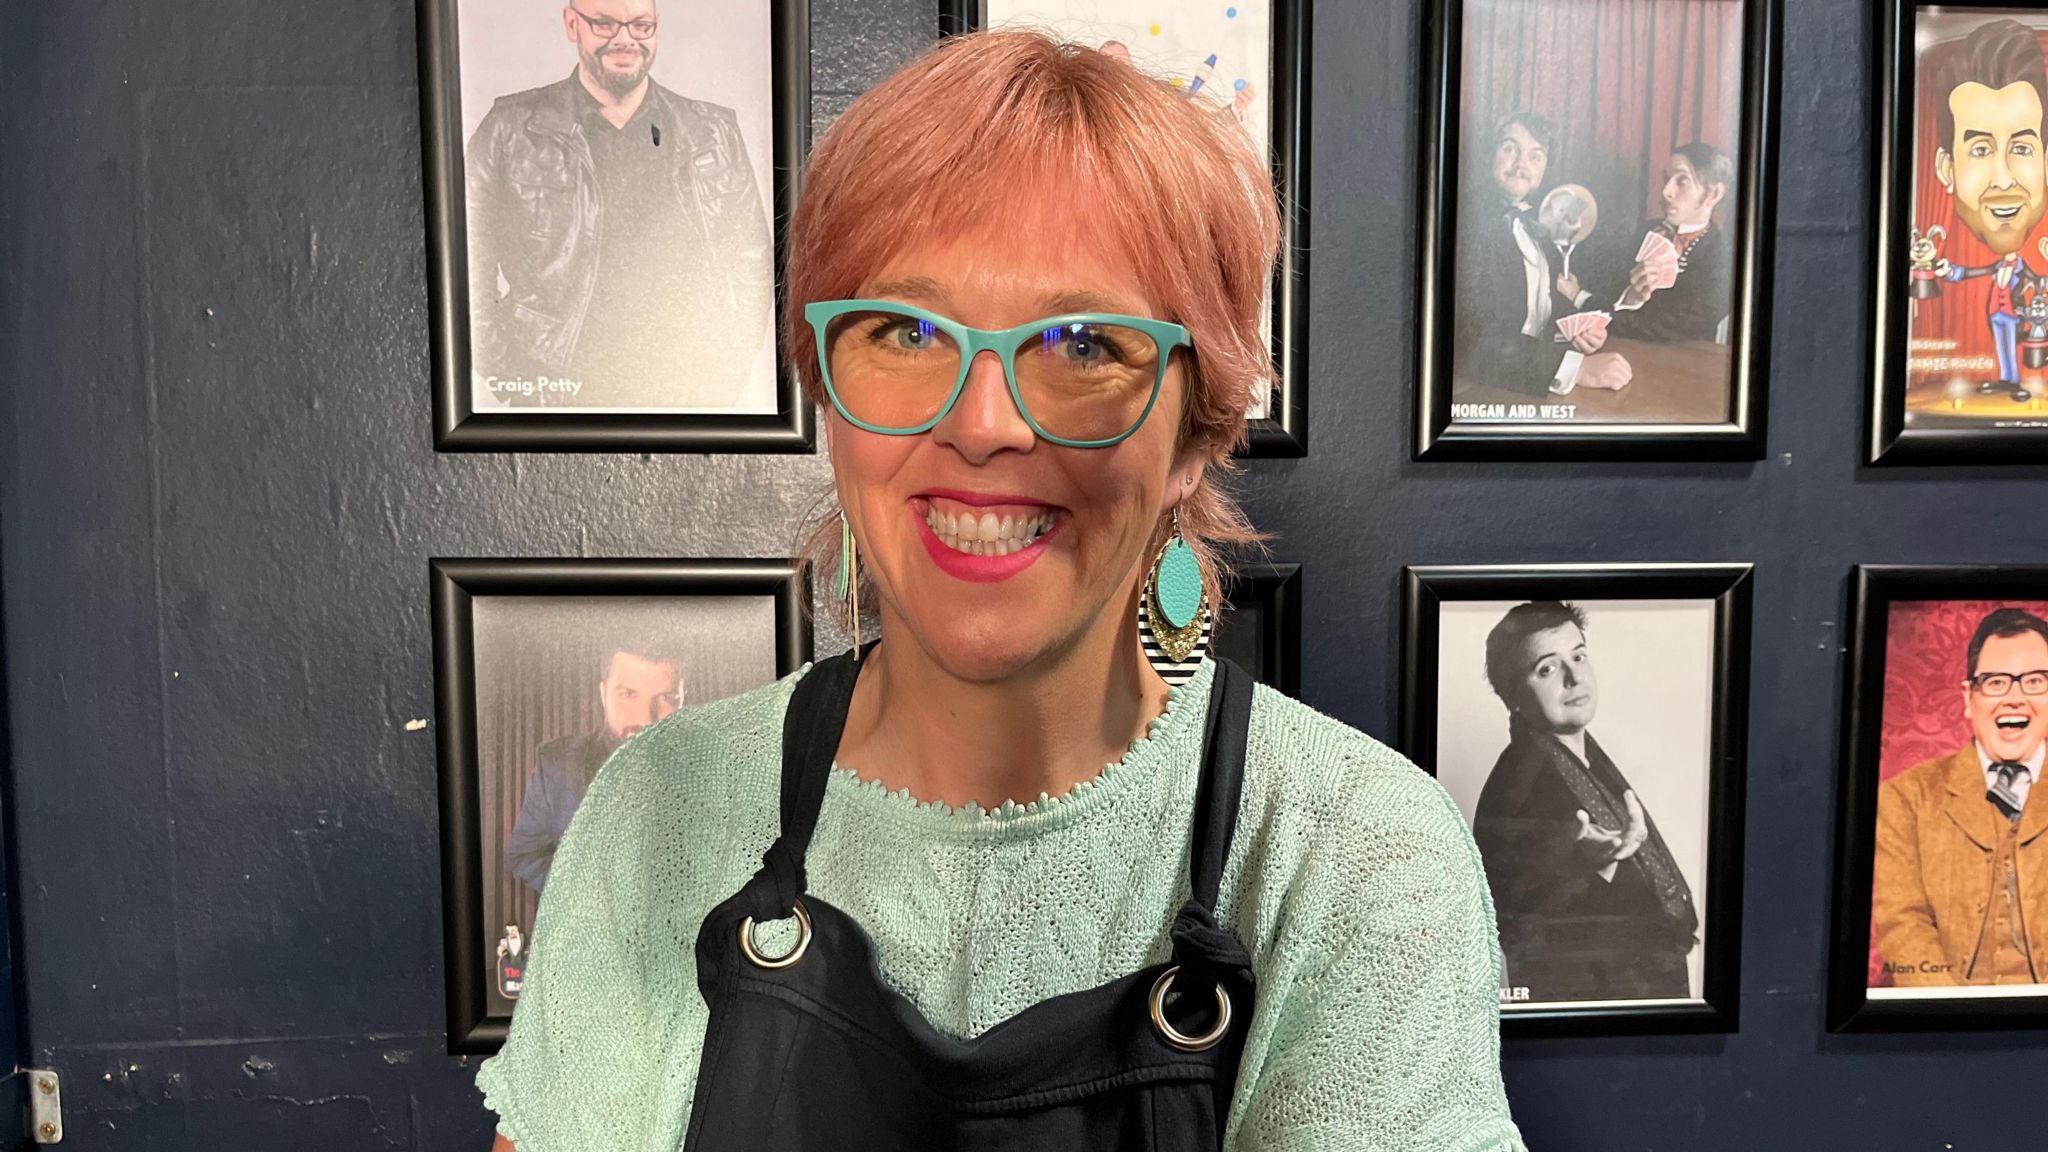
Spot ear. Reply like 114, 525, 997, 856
1165, 451, 1207, 510
1937, 147, 1955, 193
1702, 181, 1728, 215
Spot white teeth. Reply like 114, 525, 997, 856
920, 503, 1057, 556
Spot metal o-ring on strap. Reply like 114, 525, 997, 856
739, 899, 813, 970
1148, 965, 1233, 1052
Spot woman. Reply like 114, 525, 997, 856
1472, 602, 1700, 1004
480, 32, 1522, 1151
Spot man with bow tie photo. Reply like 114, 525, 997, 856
1874, 608, 2048, 987
1601, 142, 1736, 345
1452, 111, 1634, 397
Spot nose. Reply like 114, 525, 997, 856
929, 349, 1037, 463
1560, 665, 1579, 689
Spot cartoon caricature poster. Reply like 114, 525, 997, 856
1904, 11, 2048, 430
985, 1, 1272, 161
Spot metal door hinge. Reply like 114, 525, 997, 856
26, 1068, 61, 1144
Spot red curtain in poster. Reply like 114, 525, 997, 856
1461, 0, 1745, 225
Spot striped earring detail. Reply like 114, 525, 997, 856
838, 512, 863, 653
1137, 508, 1210, 687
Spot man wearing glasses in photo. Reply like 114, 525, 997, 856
1875, 607, 2048, 987
464, 0, 772, 410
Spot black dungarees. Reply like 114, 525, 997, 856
680, 650, 1258, 1151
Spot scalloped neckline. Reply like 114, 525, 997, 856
823, 660, 1212, 836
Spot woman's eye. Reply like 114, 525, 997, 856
887, 319, 937, 350
1053, 326, 1122, 364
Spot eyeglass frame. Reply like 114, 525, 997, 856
1966, 669, 2048, 697
801, 299, 1192, 449
568, 6, 658, 41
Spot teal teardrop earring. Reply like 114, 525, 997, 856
1138, 507, 1211, 687
838, 512, 863, 653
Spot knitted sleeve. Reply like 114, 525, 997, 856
474, 744, 663, 1151
1229, 746, 1526, 1152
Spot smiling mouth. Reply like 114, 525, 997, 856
1988, 203, 2026, 221
1996, 715, 2035, 731
915, 496, 1062, 557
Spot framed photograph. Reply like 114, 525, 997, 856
1416, 0, 1779, 460
418, 0, 814, 452
939, 0, 1311, 456
1214, 562, 1302, 696
1401, 564, 1751, 1034
1828, 566, 2048, 1031
1871, 4, 2048, 464
432, 558, 812, 1052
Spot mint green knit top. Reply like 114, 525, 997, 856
475, 658, 1526, 1151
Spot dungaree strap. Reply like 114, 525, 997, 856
1170, 658, 1256, 977
745, 648, 863, 922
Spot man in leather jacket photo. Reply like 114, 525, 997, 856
463, 0, 773, 410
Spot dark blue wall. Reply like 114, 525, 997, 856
3, 0, 2045, 1149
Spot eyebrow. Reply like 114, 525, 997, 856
864, 283, 1143, 318
1963, 129, 1996, 144
866, 276, 949, 305
1042, 289, 1143, 315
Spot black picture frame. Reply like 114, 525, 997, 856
1413, 0, 1779, 461
1216, 561, 1303, 697
1827, 564, 2048, 1031
432, 557, 812, 1053
939, 0, 1311, 457
417, 0, 815, 453
1400, 563, 1752, 1035
1868, 2, 2048, 465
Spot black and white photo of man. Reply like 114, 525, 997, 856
1432, 598, 1716, 1007
461, 0, 774, 412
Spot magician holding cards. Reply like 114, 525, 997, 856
1601, 142, 1737, 344
1455, 111, 1634, 397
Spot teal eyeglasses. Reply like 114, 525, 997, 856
802, 300, 1192, 448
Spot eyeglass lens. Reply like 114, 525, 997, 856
1975, 671, 2048, 697
824, 309, 1161, 443
575, 10, 657, 40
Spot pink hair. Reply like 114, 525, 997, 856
786, 29, 1280, 598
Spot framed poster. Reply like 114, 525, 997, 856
1871, 4, 2048, 463
419, 0, 814, 452
1828, 566, 2048, 1031
1214, 562, 1302, 696
939, 0, 1311, 456
1416, 0, 1778, 460
432, 558, 811, 1052
1402, 564, 1751, 1035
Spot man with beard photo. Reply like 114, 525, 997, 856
1602, 143, 1737, 345
505, 643, 684, 894
1924, 19, 2048, 405
1471, 602, 1700, 1003
1874, 608, 2048, 987
1454, 112, 1634, 398
464, 0, 773, 409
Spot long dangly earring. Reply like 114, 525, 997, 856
838, 512, 863, 653
1138, 507, 1211, 686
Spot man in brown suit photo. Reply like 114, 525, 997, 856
1874, 608, 2048, 986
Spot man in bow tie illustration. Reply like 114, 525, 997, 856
1874, 608, 2048, 986
1924, 19, 2048, 404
